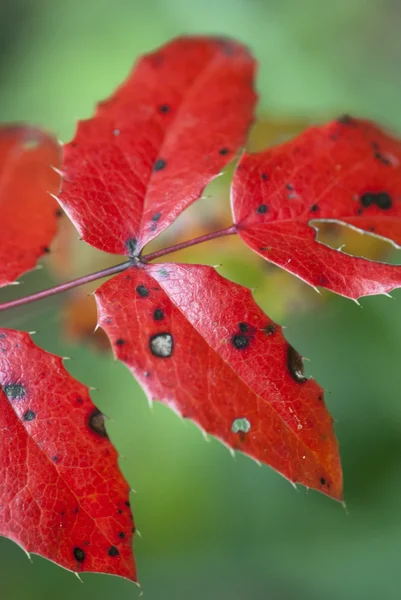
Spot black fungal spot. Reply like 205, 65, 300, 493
0, 333, 6, 339
256, 204, 268, 214
118, 532, 126, 539
286, 184, 294, 191
3, 383, 26, 400
42, 246, 50, 254
136, 285, 149, 298
337, 114, 354, 125
52, 455, 59, 463
23, 409, 36, 421
144, 371, 151, 378
159, 104, 170, 114
369, 226, 375, 232
374, 151, 391, 166
310, 204, 319, 212
264, 324, 276, 336
149, 333, 174, 358
73, 547, 85, 562
154, 158, 166, 172
55, 208, 63, 218
360, 191, 392, 210
287, 345, 307, 384
89, 408, 108, 438
261, 172, 268, 181
318, 394, 323, 402
238, 322, 249, 332
76, 397, 84, 405
125, 501, 130, 507
116, 338, 126, 346
152, 212, 161, 222
153, 308, 165, 321
108, 546, 120, 557
118, 509, 123, 515
231, 334, 249, 350
320, 477, 326, 485
126, 238, 138, 256
375, 192, 393, 210
219, 147, 229, 156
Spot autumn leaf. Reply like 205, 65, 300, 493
57, 36, 257, 256
95, 263, 342, 500
0, 125, 61, 286
0, 329, 135, 580
231, 116, 401, 299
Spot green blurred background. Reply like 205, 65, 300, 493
1, 0, 401, 598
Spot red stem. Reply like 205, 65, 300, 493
141, 225, 237, 262
0, 261, 133, 312
0, 225, 237, 312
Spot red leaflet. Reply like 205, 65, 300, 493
58, 36, 256, 255
232, 117, 401, 299
0, 126, 61, 286
0, 330, 135, 580
95, 264, 342, 500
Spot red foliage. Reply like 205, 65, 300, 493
95, 264, 342, 500
0, 125, 61, 286
232, 117, 401, 299
0, 330, 135, 580
58, 36, 256, 255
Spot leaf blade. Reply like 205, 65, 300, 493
0, 125, 61, 286
58, 36, 257, 255
232, 117, 401, 299
0, 330, 136, 580
95, 264, 342, 500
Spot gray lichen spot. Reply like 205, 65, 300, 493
3, 383, 26, 400
149, 333, 173, 358
231, 417, 251, 434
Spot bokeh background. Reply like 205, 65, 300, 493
1, 0, 401, 598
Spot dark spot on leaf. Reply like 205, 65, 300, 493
360, 191, 392, 210
52, 455, 59, 463
375, 192, 392, 210
154, 158, 166, 172
23, 409, 36, 421
238, 322, 249, 332
118, 509, 123, 514
89, 408, 108, 438
116, 338, 125, 346
149, 333, 174, 358
3, 383, 26, 400
263, 324, 276, 336
42, 246, 50, 254
219, 147, 229, 155
231, 334, 249, 350
125, 501, 130, 507
286, 183, 294, 191
374, 151, 392, 166
319, 275, 328, 286
310, 204, 319, 212
318, 394, 323, 402
55, 208, 63, 217
256, 204, 268, 214
158, 268, 169, 277
287, 345, 307, 383
118, 532, 125, 539
126, 238, 138, 256
108, 546, 119, 557
159, 104, 170, 114
337, 114, 354, 125
73, 547, 85, 562
76, 397, 84, 405
320, 477, 326, 485
152, 212, 161, 221
144, 371, 151, 377
261, 172, 268, 181
153, 308, 164, 321
136, 285, 149, 297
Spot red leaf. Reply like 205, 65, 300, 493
58, 36, 256, 255
232, 117, 401, 299
0, 330, 136, 580
0, 125, 61, 286
95, 264, 342, 500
